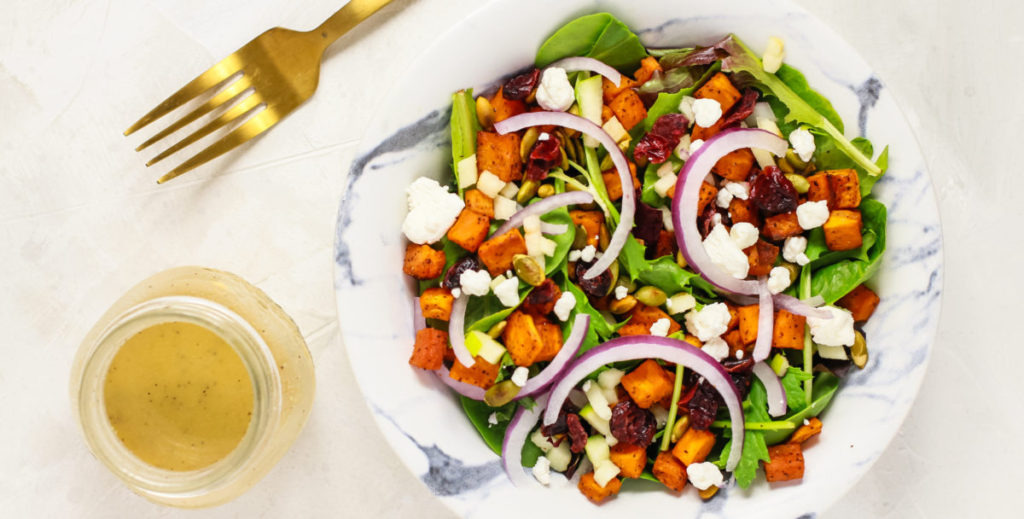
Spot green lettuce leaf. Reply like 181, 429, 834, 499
809, 199, 887, 303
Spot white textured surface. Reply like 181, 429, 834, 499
0, 1, 1018, 519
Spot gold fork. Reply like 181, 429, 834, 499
125, 0, 394, 183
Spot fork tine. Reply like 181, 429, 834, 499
135, 77, 252, 152
157, 109, 279, 184
124, 55, 244, 136
146, 93, 262, 167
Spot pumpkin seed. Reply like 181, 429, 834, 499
670, 414, 690, 443
475, 96, 495, 128
698, 486, 719, 500
537, 184, 555, 198
776, 156, 796, 174
519, 127, 540, 161
676, 251, 688, 269
516, 180, 539, 204
513, 254, 545, 286
560, 143, 570, 170
602, 261, 620, 297
785, 149, 809, 171
779, 262, 801, 282
486, 320, 507, 339
598, 224, 610, 251
484, 380, 521, 407
572, 225, 589, 249
635, 286, 667, 307
851, 330, 868, 369
609, 295, 638, 315
785, 173, 810, 194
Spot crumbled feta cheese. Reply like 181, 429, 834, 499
476, 170, 507, 198
522, 215, 542, 234
457, 154, 478, 190
685, 302, 732, 341
703, 224, 750, 279
487, 412, 498, 426
538, 132, 550, 141
494, 276, 521, 307
796, 200, 830, 230
692, 98, 723, 128
666, 293, 697, 315
614, 285, 628, 300
678, 96, 697, 122
735, 348, 745, 359
498, 181, 519, 199
649, 318, 672, 337
789, 127, 816, 162
493, 196, 518, 220
674, 134, 692, 161
511, 366, 529, 387
401, 177, 466, 244
451, 288, 462, 298
724, 181, 749, 200
568, 249, 582, 262
580, 245, 597, 262
689, 139, 705, 153
653, 172, 677, 198
762, 36, 786, 74
532, 455, 552, 486
729, 222, 759, 249
716, 187, 734, 208
687, 462, 725, 491
701, 336, 729, 361
459, 269, 491, 297
553, 292, 576, 322
783, 236, 810, 266
536, 67, 575, 111
766, 266, 792, 294
808, 306, 856, 347
661, 207, 674, 232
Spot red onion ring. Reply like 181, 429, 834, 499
435, 365, 486, 401
516, 314, 590, 399
774, 293, 830, 319
448, 294, 474, 367
752, 361, 787, 417
495, 112, 634, 281
413, 297, 426, 331
491, 191, 593, 238
541, 336, 745, 471
502, 394, 550, 487
547, 57, 622, 86
753, 279, 774, 362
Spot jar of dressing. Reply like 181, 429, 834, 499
70, 267, 316, 508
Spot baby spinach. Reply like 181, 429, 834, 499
459, 397, 544, 467
450, 89, 480, 195
557, 270, 619, 349
762, 372, 840, 445
535, 13, 648, 73
809, 199, 886, 303
716, 378, 771, 488
618, 236, 718, 302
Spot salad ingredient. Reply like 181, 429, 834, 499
766, 266, 792, 294
476, 170, 507, 198
442, 256, 483, 290
419, 288, 454, 320
782, 236, 810, 266
686, 462, 725, 491
822, 209, 864, 251
788, 417, 823, 444
459, 270, 492, 297
692, 98, 723, 127
652, 451, 688, 491
457, 155, 479, 190
788, 128, 815, 162
576, 75, 605, 146
478, 229, 528, 276
762, 212, 802, 240
448, 294, 473, 366
672, 427, 717, 465
549, 57, 623, 85
826, 169, 862, 209
578, 472, 622, 503
703, 223, 750, 279
493, 276, 521, 307
477, 132, 523, 182
502, 69, 541, 101
532, 456, 552, 485
763, 443, 805, 482
785, 173, 810, 194
402, 177, 465, 244
752, 361, 787, 417
492, 191, 594, 238
464, 189, 494, 218
609, 398, 656, 446
750, 165, 798, 215
504, 310, 546, 366
535, 13, 647, 72
484, 380, 522, 407
465, 331, 507, 365
761, 36, 785, 73
753, 283, 774, 360
502, 395, 549, 487
451, 90, 481, 194
634, 286, 667, 307
536, 67, 575, 111
608, 443, 646, 478
807, 306, 855, 347
684, 302, 731, 342
512, 254, 545, 286
796, 200, 829, 230
618, 304, 679, 337
552, 291, 576, 321
517, 314, 589, 398
436, 366, 486, 400
523, 279, 561, 315
771, 309, 807, 349
447, 208, 491, 252
402, 244, 446, 280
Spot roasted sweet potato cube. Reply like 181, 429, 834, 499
695, 72, 742, 113
402, 243, 446, 280
837, 284, 880, 322
691, 119, 724, 141
489, 87, 526, 124
578, 472, 622, 503
806, 172, 834, 208
446, 208, 490, 252
726, 303, 740, 330
602, 105, 614, 123
609, 443, 647, 479
728, 197, 760, 227
723, 329, 745, 357
652, 451, 687, 491
788, 417, 823, 444
764, 444, 805, 482
772, 309, 806, 349
672, 428, 716, 466
420, 287, 455, 321
618, 305, 680, 338
823, 209, 863, 251
827, 169, 861, 209
476, 131, 522, 182
609, 89, 647, 131
633, 56, 663, 85
464, 189, 494, 218
602, 76, 636, 104
533, 314, 564, 362
503, 310, 544, 366
712, 148, 755, 181
746, 239, 780, 277
762, 211, 803, 241
409, 328, 447, 370
449, 356, 499, 389
602, 162, 640, 201
478, 228, 528, 276
698, 181, 718, 215
522, 278, 561, 316
570, 210, 604, 248
738, 304, 760, 345
656, 230, 677, 258
621, 359, 675, 409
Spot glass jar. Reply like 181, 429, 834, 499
70, 267, 316, 508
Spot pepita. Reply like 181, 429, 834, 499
520, 127, 539, 161
484, 380, 521, 407
516, 180, 539, 204
635, 286, 668, 307
475, 96, 495, 128
670, 415, 690, 443
785, 173, 810, 194
537, 184, 555, 198
851, 330, 868, 369
609, 295, 638, 315
512, 254, 545, 286
487, 320, 507, 339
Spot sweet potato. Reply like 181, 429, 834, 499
570, 210, 604, 248
712, 148, 755, 181
476, 131, 522, 182
448, 356, 499, 389
772, 309, 806, 349
446, 208, 490, 252
489, 87, 526, 124
618, 305, 680, 338
762, 211, 802, 241
602, 76, 636, 104
764, 444, 805, 482
609, 443, 646, 479
464, 189, 494, 218
408, 328, 447, 370
633, 56, 663, 85
578, 472, 622, 503
746, 239, 780, 277
602, 162, 640, 201
827, 169, 861, 209
609, 89, 647, 131
726, 303, 740, 330
698, 181, 718, 215
788, 417, 823, 444
420, 287, 455, 321
672, 428, 716, 466
503, 310, 544, 366
695, 72, 742, 113
690, 119, 724, 141
478, 228, 528, 276
837, 284, 880, 322
533, 313, 564, 362
723, 329, 745, 357
738, 304, 760, 345
522, 278, 561, 316
402, 243, 446, 280
822, 209, 863, 251
621, 359, 675, 409
656, 230, 676, 258
652, 451, 688, 492
806, 172, 833, 208
728, 197, 760, 227
602, 105, 614, 123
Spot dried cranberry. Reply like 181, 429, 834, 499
685, 381, 721, 430
566, 413, 588, 453
563, 452, 584, 480
574, 259, 613, 298
749, 166, 798, 215
676, 382, 699, 407
441, 255, 482, 289
721, 357, 754, 373
540, 399, 579, 438
721, 88, 759, 127
502, 68, 540, 101
634, 113, 690, 164
633, 195, 664, 259
609, 398, 657, 447
525, 134, 561, 181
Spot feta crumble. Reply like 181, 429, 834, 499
511, 366, 529, 387
796, 200, 830, 230
687, 462, 725, 491
553, 292, 576, 322
685, 302, 731, 342
487, 412, 498, 426
783, 236, 811, 266
649, 318, 672, 337
579, 245, 597, 262
532, 456, 552, 486
568, 249, 582, 262
701, 336, 730, 361
692, 98, 723, 128
724, 181, 749, 200
401, 177, 465, 244
494, 276, 520, 307
536, 67, 575, 112
459, 269, 491, 297
766, 266, 792, 294
614, 285, 628, 300
729, 222, 759, 250
716, 187, 734, 208
789, 127, 816, 162
703, 224, 750, 279
808, 306, 856, 346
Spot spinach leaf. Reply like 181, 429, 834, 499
450, 90, 480, 195
810, 199, 886, 303
558, 271, 619, 348
763, 372, 840, 445
780, 366, 814, 413
717, 378, 771, 488
460, 396, 514, 455
535, 13, 648, 73
618, 236, 718, 302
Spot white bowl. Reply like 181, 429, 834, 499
334, 0, 943, 517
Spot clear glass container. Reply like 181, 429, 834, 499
70, 267, 316, 508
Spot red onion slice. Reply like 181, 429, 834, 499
516, 314, 590, 399
413, 297, 426, 331
495, 112, 634, 281
671, 128, 787, 295
502, 393, 550, 487
753, 279, 774, 362
752, 361, 787, 417
492, 191, 593, 238
774, 293, 831, 319
435, 365, 486, 400
448, 294, 474, 367
541, 336, 745, 471
547, 57, 622, 86
540, 222, 569, 235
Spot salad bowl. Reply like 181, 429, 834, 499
334, 0, 943, 516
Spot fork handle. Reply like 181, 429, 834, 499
313, 0, 394, 51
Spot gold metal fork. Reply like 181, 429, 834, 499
125, 0, 394, 183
